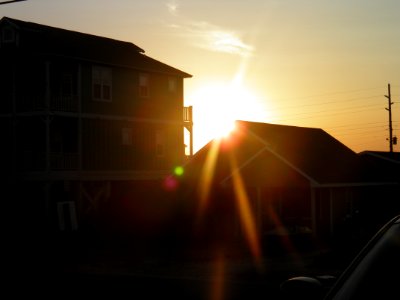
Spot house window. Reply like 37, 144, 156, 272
2, 27, 15, 43
168, 77, 177, 92
92, 66, 112, 101
155, 129, 165, 157
121, 128, 133, 146
139, 73, 149, 98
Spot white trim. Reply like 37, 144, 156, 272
220, 146, 270, 186
359, 151, 400, 164
219, 127, 398, 188
220, 128, 319, 186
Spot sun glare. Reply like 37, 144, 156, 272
189, 80, 264, 150
214, 118, 236, 139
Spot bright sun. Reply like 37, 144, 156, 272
188, 80, 265, 152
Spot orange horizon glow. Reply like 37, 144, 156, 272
4, 2, 399, 153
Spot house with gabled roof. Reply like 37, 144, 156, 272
359, 151, 400, 181
179, 120, 400, 252
0, 17, 193, 236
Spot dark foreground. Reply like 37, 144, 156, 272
8, 232, 363, 300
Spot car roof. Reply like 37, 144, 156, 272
325, 215, 400, 299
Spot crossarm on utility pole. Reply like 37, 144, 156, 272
385, 83, 394, 153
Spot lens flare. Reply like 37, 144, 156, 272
229, 153, 262, 265
174, 165, 184, 176
197, 139, 221, 216
209, 250, 226, 300
163, 175, 179, 191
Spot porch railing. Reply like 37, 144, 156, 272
50, 95, 79, 112
19, 152, 79, 171
16, 95, 78, 112
50, 153, 79, 170
183, 106, 193, 123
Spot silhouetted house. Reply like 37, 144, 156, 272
359, 151, 400, 182
0, 17, 192, 235
180, 121, 400, 251
357, 150, 400, 223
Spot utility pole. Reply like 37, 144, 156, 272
385, 83, 394, 153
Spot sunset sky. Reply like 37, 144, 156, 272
2, 0, 400, 153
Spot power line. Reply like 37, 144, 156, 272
273, 106, 382, 123
0, 0, 27, 5
328, 121, 387, 130
332, 125, 387, 134
264, 85, 399, 152
332, 128, 386, 137
267, 85, 399, 152
281, 102, 382, 117
269, 95, 382, 112
275, 86, 384, 101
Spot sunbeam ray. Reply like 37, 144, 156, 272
209, 250, 226, 300
197, 139, 221, 218
229, 153, 262, 265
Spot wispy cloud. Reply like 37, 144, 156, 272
165, 4, 254, 57
179, 21, 254, 57
206, 29, 254, 56
166, 1, 179, 16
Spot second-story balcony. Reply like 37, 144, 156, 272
16, 95, 79, 113
19, 151, 79, 171
51, 95, 79, 112
50, 152, 79, 170
183, 106, 193, 125
17, 94, 46, 112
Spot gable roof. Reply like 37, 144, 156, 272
186, 120, 390, 187
0, 17, 192, 78
239, 121, 365, 184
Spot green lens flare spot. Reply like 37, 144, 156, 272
174, 166, 184, 176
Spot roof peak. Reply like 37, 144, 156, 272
1, 16, 145, 53
235, 120, 323, 131
0, 16, 192, 77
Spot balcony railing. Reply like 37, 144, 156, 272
50, 95, 79, 112
17, 94, 46, 111
183, 106, 193, 123
19, 152, 79, 171
16, 95, 78, 112
50, 153, 79, 170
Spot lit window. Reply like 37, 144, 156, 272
92, 66, 112, 101
139, 73, 149, 98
